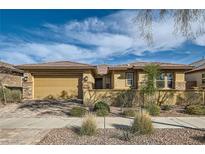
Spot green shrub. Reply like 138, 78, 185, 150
131, 112, 153, 135
0, 88, 21, 103
120, 130, 133, 141
176, 92, 203, 105
123, 109, 137, 117
113, 90, 136, 107
70, 107, 88, 117
185, 105, 205, 115
93, 101, 110, 112
145, 103, 160, 116
9, 90, 21, 102
96, 109, 109, 116
161, 104, 172, 111
80, 113, 97, 136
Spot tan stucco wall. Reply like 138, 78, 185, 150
112, 70, 137, 89
174, 71, 186, 90
175, 71, 185, 82
186, 71, 205, 87
83, 89, 193, 105
138, 71, 146, 88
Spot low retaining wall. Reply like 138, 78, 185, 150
83, 89, 205, 106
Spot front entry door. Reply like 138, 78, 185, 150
95, 78, 103, 89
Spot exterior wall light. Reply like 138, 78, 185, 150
83, 76, 88, 82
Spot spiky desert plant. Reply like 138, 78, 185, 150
131, 112, 154, 135
80, 113, 97, 136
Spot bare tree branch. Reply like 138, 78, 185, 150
135, 9, 205, 43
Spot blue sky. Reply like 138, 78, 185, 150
0, 9, 204, 65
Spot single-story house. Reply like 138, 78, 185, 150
0, 61, 23, 90
186, 58, 205, 89
17, 61, 192, 102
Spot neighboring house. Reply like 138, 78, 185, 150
186, 58, 205, 89
17, 61, 192, 101
0, 61, 23, 90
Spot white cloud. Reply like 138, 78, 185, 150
194, 34, 205, 46
0, 10, 204, 64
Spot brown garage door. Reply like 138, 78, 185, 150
34, 75, 82, 99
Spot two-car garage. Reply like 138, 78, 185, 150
33, 75, 82, 99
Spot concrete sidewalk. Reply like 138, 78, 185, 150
0, 117, 205, 129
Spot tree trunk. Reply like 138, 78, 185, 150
1, 84, 7, 105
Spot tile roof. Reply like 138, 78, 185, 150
109, 62, 192, 70
190, 58, 205, 67
16, 60, 192, 71
186, 63, 205, 73
17, 61, 96, 70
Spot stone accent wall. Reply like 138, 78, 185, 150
82, 71, 94, 90
175, 81, 186, 90
22, 73, 33, 99
22, 82, 33, 99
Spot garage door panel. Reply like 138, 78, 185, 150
34, 75, 82, 99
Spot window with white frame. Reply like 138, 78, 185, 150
126, 72, 134, 87
156, 72, 174, 89
202, 73, 205, 84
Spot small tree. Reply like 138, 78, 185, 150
140, 64, 160, 107
114, 89, 138, 112
0, 69, 11, 104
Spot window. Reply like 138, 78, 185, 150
126, 72, 134, 87
167, 73, 174, 88
95, 78, 103, 89
156, 72, 174, 89
156, 73, 165, 88
105, 75, 111, 89
202, 73, 205, 84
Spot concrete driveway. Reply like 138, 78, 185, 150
0, 128, 49, 144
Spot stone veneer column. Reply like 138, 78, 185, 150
82, 70, 95, 104
22, 73, 33, 100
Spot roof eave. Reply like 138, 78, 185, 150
186, 68, 205, 74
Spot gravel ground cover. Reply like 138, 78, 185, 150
38, 128, 205, 145
111, 106, 197, 117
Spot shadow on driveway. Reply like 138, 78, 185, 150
17, 99, 83, 117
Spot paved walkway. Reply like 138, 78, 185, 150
0, 117, 205, 129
